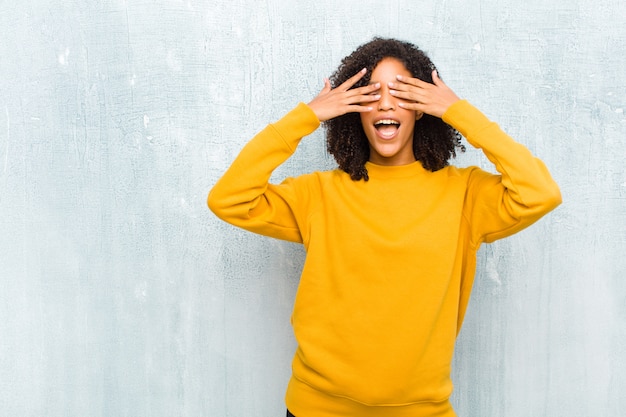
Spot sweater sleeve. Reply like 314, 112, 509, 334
207, 103, 321, 243
442, 100, 562, 246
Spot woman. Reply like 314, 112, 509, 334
208, 37, 561, 417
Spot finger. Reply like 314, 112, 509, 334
395, 74, 431, 89
348, 82, 380, 97
335, 93, 379, 111
338, 68, 368, 91
389, 88, 423, 104
355, 93, 381, 104
342, 93, 380, 113
388, 79, 426, 96
345, 104, 375, 113
387, 81, 413, 94
398, 101, 425, 112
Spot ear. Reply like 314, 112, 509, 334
415, 111, 424, 121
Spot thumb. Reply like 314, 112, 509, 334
321, 78, 332, 93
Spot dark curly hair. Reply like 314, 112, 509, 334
325, 37, 464, 181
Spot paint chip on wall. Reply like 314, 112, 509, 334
58, 48, 70, 65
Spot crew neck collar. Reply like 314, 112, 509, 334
364, 160, 427, 179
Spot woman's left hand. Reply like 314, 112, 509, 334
388, 70, 460, 119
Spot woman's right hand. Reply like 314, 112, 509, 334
307, 68, 381, 122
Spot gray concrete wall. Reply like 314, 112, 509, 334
1, 0, 624, 416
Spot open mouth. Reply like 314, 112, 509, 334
374, 119, 400, 138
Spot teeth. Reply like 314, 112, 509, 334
375, 119, 400, 126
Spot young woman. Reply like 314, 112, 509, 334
208, 37, 561, 417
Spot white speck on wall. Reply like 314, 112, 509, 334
134, 281, 148, 302
130, 74, 136, 86
473, 42, 481, 52
143, 115, 150, 128
58, 47, 70, 65
484, 253, 502, 285
615, 108, 623, 114
232, 24, 243, 38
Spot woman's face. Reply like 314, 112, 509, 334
359, 57, 422, 166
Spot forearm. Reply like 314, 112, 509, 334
207, 103, 320, 238
444, 100, 561, 216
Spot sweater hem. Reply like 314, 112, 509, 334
285, 377, 456, 417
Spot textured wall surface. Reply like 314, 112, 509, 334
1, 1, 624, 416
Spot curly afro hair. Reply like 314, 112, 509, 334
325, 37, 465, 181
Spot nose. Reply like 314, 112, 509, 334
377, 85, 396, 111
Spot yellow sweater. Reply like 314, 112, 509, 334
208, 100, 561, 417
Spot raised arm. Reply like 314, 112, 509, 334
444, 101, 561, 244
390, 70, 561, 244
208, 69, 381, 241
